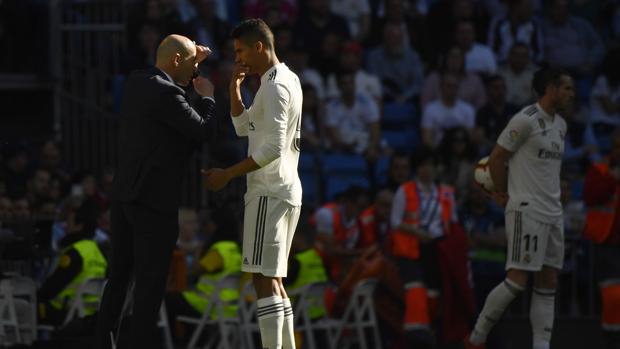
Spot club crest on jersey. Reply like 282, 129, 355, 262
523, 254, 531, 263
509, 130, 519, 142
538, 119, 547, 135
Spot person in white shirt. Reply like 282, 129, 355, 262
203, 19, 303, 349
464, 68, 575, 349
330, 0, 371, 42
455, 19, 497, 75
326, 70, 382, 160
498, 42, 537, 107
422, 73, 476, 148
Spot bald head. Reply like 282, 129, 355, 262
156, 34, 195, 65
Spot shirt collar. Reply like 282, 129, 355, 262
260, 63, 285, 84
155, 67, 174, 83
536, 103, 555, 122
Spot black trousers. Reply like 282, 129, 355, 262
95, 201, 178, 349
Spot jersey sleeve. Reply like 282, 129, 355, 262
251, 82, 291, 167
497, 113, 532, 152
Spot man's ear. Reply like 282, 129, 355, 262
255, 41, 264, 53
173, 53, 181, 67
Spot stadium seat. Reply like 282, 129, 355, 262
382, 102, 417, 129
373, 155, 391, 187
383, 128, 419, 154
321, 154, 370, 200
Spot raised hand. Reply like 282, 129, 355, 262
193, 76, 214, 98
195, 45, 212, 64
230, 63, 250, 88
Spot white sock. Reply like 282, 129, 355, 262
531, 288, 555, 349
282, 298, 296, 349
470, 279, 524, 345
257, 296, 284, 349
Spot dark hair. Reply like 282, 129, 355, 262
231, 18, 274, 51
412, 146, 439, 169
532, 66, 569, 97
484, 74, 505, 88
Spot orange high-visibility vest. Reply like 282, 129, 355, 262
601, 280, 620, 330
391, 181, 454, 259
313, 203, 359, 280
358, 206, 379, 248
584, 162, 620, 243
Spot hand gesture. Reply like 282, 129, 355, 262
201, 168, 231, 191
195, 45, 212, 64
231, 63, 250, 88
193, 76, 214, 98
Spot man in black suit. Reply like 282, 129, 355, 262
94, 34, 216, 348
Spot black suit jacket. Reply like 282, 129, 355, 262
112, 67, 215, 213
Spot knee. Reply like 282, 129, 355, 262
534, 268, 558, 290
506, 269, 529, 288
252, 274, 280, 298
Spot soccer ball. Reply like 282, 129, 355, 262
474, 156, 495, 193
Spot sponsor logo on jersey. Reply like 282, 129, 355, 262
537, 148, 563, 160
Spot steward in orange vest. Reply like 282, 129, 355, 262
584, 135, 620, 348
389, 150, 457, 346
358, 189, 395, 250
312, 186, 369, 283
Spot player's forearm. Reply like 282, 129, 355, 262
225, 157, 261, 179
489, 148, 509, 193
229, 84, 245, 117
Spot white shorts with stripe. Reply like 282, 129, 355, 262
242, 196, 301, 277
505, 210, 564, 271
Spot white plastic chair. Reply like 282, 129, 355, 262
62, 277, 107, 326
289, 281, 335, 349
237, 281, 260, 349
331, 278, 382, 349
176, 273, 241, 349
0, 276, 38, 345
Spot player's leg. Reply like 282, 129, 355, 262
242, 197, 297, 349
530, 220, 563, 349
467, 210, 529, 347
281, 206, 300, 349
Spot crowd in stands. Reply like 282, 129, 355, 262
2, 0, 620, 347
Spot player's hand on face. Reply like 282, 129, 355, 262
195, 45, 212, 64
231, 63, 249, 87
201, 168, 231, 191
492, 191, 509, 208
193, 76, 214, 98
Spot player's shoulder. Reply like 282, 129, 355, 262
510, 104, 539, 123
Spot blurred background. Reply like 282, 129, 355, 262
1, 0, 620, 348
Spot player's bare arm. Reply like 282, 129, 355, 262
488, 144, 512, 207
230, 62, 249, 117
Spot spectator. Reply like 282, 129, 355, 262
244, 0, 297, 26
177, 207, 204, 279
39, 140, 70, 185
498, 42, 537, 107
475, 75, 520, 152
188, 0, 230, 60
326, 71, 383, 160
37, 198, 106, 326
367, 0, 419, 50
421, 73, 476, 148
488, 0, 544, 63
357, 188, 395, 250
330, 0, 371, 42
27, 169, 52, 215
1, 144, 31, 200
294, 0, 350, 72
313, 186, 369, 282
366, 22, 425, 103
590, 48, 620, 136
326, 41, 382, 103
562, 102, 599, 175
421, 46, 487, 109
454, 19, 498, 75
381, 152, 412, 191
124, 22, 162, 72
542, 0, 604, 76
315, 31, 347, 78
300, 84, 327, 151
438, 127, 478, 203
287, 48, 326, 100
273, 24, 295, 59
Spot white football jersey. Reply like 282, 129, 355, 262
232, 63, 303, 206
497, 103, 566, 223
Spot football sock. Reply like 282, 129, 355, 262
470, 279, 524, 345
257, 296, 284, 349
531, 288, 555, 349
282, 298, 296, 349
